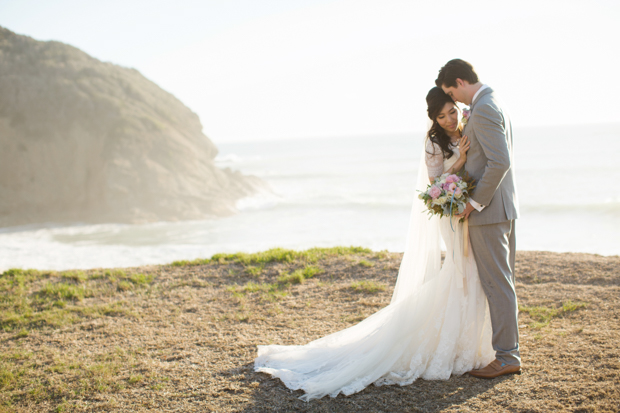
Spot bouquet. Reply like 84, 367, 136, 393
418, 173, 476, 220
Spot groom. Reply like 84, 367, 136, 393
436, 59, 520, 378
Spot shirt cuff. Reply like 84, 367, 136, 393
470, 199, 485, 212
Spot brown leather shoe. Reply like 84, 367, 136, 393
468, 359, 521, 379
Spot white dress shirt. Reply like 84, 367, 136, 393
470, 84, 488, 107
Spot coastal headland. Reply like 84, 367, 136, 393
1, 248, 618, 412
0, 26, 264, 227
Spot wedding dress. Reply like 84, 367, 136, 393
254, 139, 494, 401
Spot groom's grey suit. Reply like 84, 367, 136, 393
462, 87, 520, 366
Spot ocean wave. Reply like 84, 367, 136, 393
236, 193, 283, 211
520, 202, 620, 214
237, 194, 620, 214
262, 169, 418, 181
234, 190, 416, 211
215, 153, 262, 163
267, 198, 411, 210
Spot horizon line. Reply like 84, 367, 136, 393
211, 121, 620, 144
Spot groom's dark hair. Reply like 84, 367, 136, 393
435, 59, 479, 88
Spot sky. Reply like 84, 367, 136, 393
1, 0, 619, 142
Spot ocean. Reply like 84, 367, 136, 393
1, 123, 618, 271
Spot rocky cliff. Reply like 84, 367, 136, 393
0, 26, 263, 226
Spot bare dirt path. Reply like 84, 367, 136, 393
1, 248, 618, 412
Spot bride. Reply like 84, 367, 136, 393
254, 87, 495, 401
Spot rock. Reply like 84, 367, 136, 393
0, 26, 265, 226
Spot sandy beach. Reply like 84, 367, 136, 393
1, 248, 618, 412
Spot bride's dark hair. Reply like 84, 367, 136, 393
426, 87, 459, 160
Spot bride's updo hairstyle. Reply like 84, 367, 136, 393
426, 86, 457, 160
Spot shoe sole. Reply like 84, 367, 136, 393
468, 369, 521, 379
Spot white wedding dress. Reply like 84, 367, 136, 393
254, 140, 494, 401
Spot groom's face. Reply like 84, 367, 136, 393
441, 79, 468, 105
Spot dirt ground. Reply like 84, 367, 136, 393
1, 249, 619, 412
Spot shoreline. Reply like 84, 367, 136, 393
1, 248, 618, 275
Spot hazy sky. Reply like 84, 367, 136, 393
1, 0, 618, 142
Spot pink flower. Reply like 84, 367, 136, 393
429, 185, 441, 199
445, 174, 460, 184
462, 108, 471, 120
448, 183, 456, 192
455, 188, 462, 197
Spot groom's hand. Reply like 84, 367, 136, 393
455, 202, 475, 220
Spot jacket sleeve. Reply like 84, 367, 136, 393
470, 103, 511, 206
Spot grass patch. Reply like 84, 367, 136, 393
0, 347, 142, 406
61, 271, 87, 283
129, 273, 153, 285
40, 282, 90, 301
169, 246, 372, 267
0, 365, 15, 389
227, 281, 288, 302
117, 281, 133, 291
277, 265, 324, 285
71, 301, 137, 319
358, 259, 375, 268
278, 271, 305, 285
373, 250, 390, 260
519, 300, 587, 329
561, 300, 588, 313
240, 282, 279, 293
278, 265, 325, 284
103, 269, 126, 282
349, 280, 386, 293
128, 374, 143, 384
245, 264, 265, 277
1, 268, 46, 283
170, 278, 210, 289
301, 266, 324, 278
0, 266, 151, 331
56, 400, 72, 412
170, 258, 210, 267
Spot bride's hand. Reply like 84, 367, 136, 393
458, 135, 470, 160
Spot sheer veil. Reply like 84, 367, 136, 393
255, 130, 450, 401
390, 132, 441, 304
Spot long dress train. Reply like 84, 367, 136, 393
254, 142, 494, 401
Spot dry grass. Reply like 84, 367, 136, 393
0, 248, 618, 412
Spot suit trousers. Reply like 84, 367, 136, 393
468, 219, 520, 366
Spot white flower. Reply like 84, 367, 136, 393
436, 196, 448, 205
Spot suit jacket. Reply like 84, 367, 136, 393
463, 87, 519, 226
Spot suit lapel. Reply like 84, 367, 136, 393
463, 88, 493, 143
